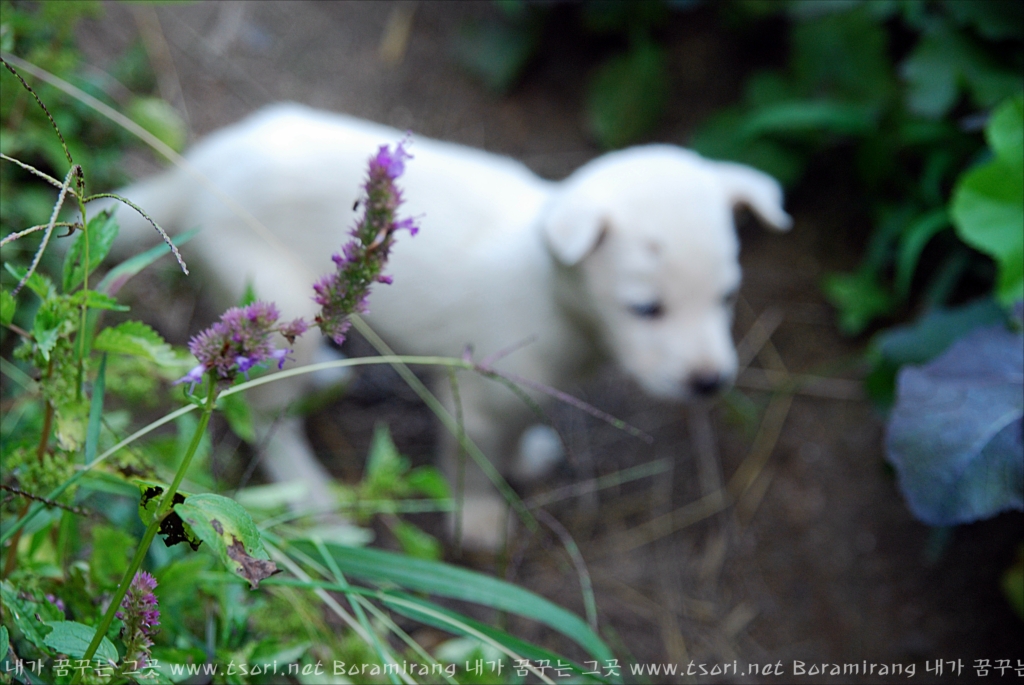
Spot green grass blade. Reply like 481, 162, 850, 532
84, 353, 106, 464
381, 591, 615, 684
291, 540, 613, 663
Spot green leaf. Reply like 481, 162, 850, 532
0, 625, 8, 662
42, 621, 118, 664
822, 270, 895, 335
951, 157, 1024, 306
174, 493, 278, 589
689, 108, 807, 187
390, 520, 442, 560
61, 209, 119, 292
0, 288, 15, 326
89, 525, 135, 590
293, 541, 614, 663
737, 100, 877, 139
93, 321, 178, 366
4, 263, 55, 300
128, 96, 187, 153
84, 353, 106, 465
790, 7, 892, 108
987, 94, 1024, 164
587, 42, 670, 149
54, 399, 89, 452
894, 209, 950, 301
217, 392, 256, 443
0, 581, 52, 652
95, 227, 199, 296
365, 423, 410, 494
455, 17, 539, 93
902, 26, 1022, 119
406, 466, 450, 500
70, 289, 130, 312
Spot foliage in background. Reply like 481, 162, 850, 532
454, 0, 683, 149
691, 0, 1023, 613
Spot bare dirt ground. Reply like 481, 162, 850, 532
76, 2, 1023, 682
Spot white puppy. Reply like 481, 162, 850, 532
111, 103, 791, 548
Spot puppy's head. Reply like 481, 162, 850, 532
543, 146, 791, 401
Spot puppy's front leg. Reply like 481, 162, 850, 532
436, 380, 520, 552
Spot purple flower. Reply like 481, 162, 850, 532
314, 137, 420, 345
117, 571, 160, 670
176, 301, 308, 387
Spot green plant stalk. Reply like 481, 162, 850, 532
76, 380, 218, 673
75, 190, 90, 401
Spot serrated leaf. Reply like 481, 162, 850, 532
54, 399, 89, 451
1, 288, 15, 326
42, 621, 118, 664
62, 209, 119, 292
70, 290, 129, 312
0, 581, 51, 652
886, 324, 1024, 525
137, 481, 201, 550
4, 262, 55, 300
93, 321, 177, 366
173, 493, 277, 589
365, 423, 409, 488
587, 42, 669, 149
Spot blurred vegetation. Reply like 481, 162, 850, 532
0, 0, 186, 265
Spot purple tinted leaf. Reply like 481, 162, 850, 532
886, 324, 1024, 525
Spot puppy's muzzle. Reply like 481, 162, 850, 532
688, 371, 727, 398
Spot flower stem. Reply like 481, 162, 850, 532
76, 380, 218, 673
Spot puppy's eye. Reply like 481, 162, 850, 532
628, 301, 664, 319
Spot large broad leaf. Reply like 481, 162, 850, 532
42, 621, 119, 664
174, 493, 278, 589
951, 95, 1024, 305
886, 323, 1024, 525
62, 209, 119, 292
587, 42, 670, 150
293, 540, 613, 663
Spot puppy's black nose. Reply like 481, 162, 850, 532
689, 372, 723, 397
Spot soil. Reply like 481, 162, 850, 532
74, 2, 1023, 683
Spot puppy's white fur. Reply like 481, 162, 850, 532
111, 104, 790, 547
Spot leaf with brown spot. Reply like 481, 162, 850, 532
173, 493, 277, 588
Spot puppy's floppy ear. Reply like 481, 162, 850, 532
541, 191, 608, 266
711, 161, 793, 231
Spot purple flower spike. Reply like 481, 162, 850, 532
314, 136, 420, 345
119, 571, 160, 670
181, 301, 309, 389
